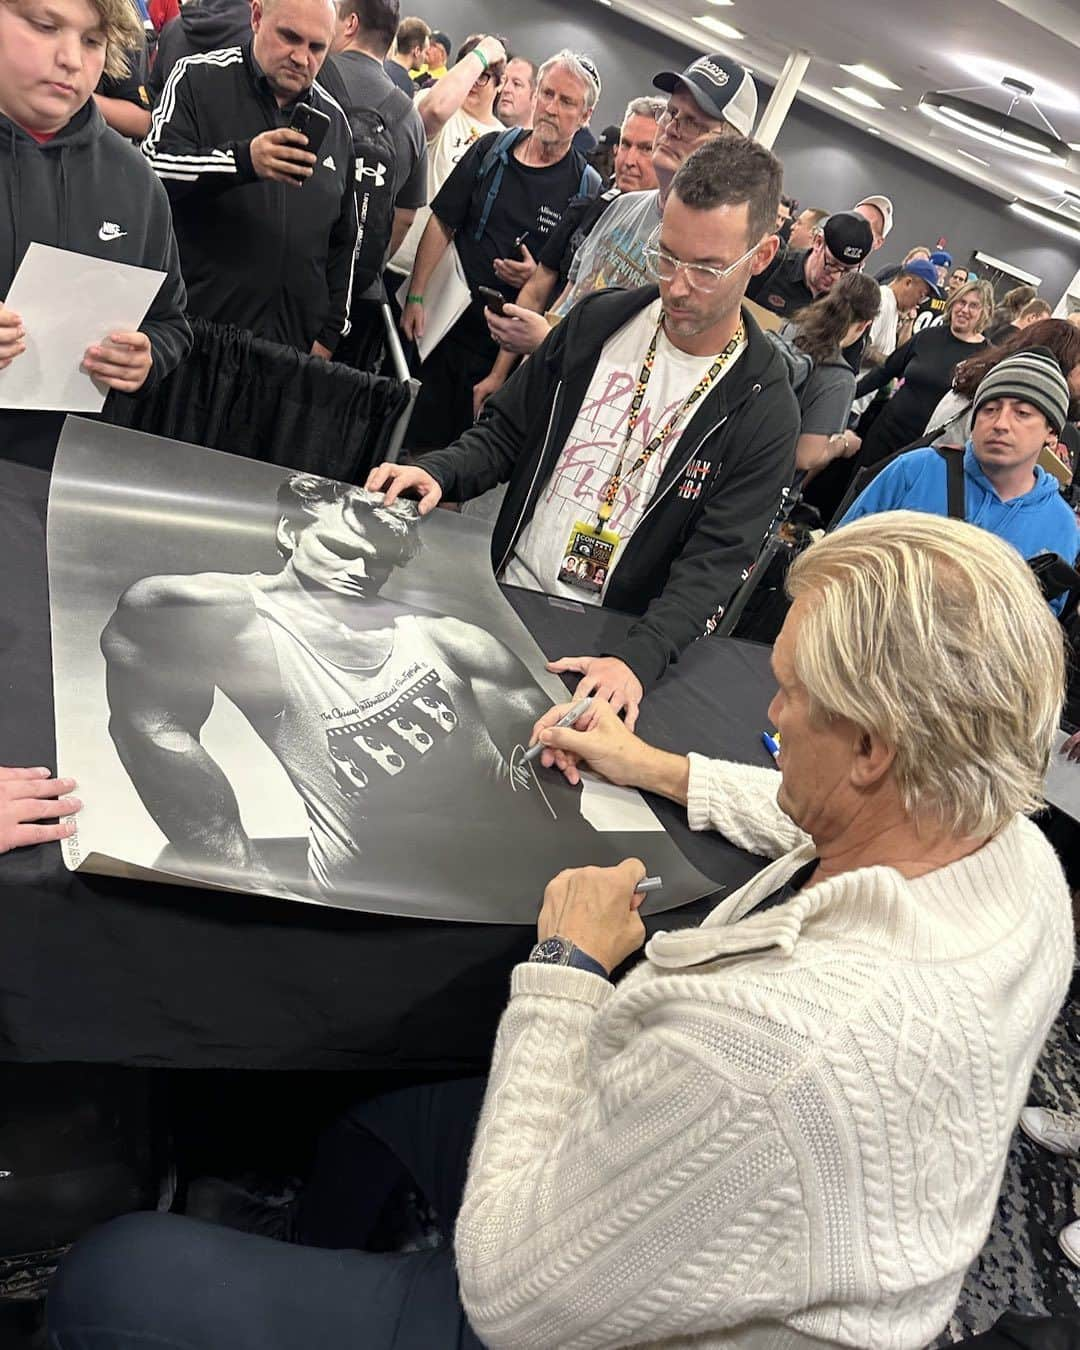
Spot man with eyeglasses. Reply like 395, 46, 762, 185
368, 137, 800, 728
747, 210, 874, 321
472, 53, 757, 413
399, 49, 602, 452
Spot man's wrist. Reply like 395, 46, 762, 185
639, 747, 691, 806
529, 936, 610, 979
472, 47, 489, 71
406, 293, 424, 305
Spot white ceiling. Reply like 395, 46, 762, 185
600, 0, 1080, 236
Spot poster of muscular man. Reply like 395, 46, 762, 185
48, 419, 713, 923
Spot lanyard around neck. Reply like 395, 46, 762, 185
596, 316, 745, 525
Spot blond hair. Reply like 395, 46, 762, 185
786, 511, 1065, 837
946, 278, 995, 331
81, 0, 144, 81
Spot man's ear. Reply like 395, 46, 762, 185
750, 232, 780, 276
276, 516, 298, 556
850, 727, 895, 791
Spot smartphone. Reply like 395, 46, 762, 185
478, 285, 508, 316
288, 104, 332, 162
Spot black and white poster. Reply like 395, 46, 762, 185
48, 420, 714, 923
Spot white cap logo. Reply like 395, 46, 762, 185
689, 57, 730, 88
843, 245, 863, 259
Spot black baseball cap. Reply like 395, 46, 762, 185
821, 212, 874, 266
652, 54, 757, 136
430, 31, 452, 55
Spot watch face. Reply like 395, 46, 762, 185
532, 937, 571, 964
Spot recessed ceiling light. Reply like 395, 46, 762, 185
693, 15, 743, 37
838, 63, 901, 91
832, 86, 885, 110
918, 93, 1070, 165
951, 55, 1080, 114
956, 148, 991, 167
703, 0, 735, 6
1009, 201, 1080, 244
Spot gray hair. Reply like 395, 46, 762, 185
623, 95, 666, 125
946, 278, 995, 329
537, 49, 601, 112
787, 511, 1065, 837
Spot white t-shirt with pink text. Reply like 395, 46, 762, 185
502, 300, 745, 604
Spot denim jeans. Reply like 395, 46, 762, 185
48, 1078, 488, 1350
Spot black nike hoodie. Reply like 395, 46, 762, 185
0, 101, 190, 467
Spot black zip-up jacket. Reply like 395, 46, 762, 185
421, 287, 800, 690
0, 102, 191, 465
143, 43, 357, 352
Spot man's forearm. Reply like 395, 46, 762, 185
390, 207, 416, 258
409, 216, 453, 294
94, 94, 152, 141
636, 746, 690, 806
515, 265, 558, 315
110, 723, 260, 872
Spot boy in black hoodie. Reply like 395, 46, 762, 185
0, 0, 191, 468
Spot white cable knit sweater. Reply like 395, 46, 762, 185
455, 756, 1073, 1350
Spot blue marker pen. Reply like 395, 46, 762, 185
761, 731, 780, 763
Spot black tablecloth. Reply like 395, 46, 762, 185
0, 458, 776, 1071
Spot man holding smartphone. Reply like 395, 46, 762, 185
144, 0, 358, 356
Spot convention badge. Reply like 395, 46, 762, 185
558, 520, 620, 596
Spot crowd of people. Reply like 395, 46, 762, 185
3, 0, 1080, 1342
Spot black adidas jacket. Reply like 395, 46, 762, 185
421, 287, 800, 690
143, 42, 357, 352
0, 102, 190, 466
148, 0, 253, 103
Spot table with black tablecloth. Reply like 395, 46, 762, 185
0, 457, 777, 1073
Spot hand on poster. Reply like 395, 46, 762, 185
365, 462, 443, 514
0, 767, 81, 853
536, 857, 647, 974
547, 655, 644, 731
0, 302, 26, 369
485, 303, 549, 355
531, 697, 649, 787
82, 331, 152, 393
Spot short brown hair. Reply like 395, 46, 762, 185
670, 137, 784, 247
395, 15, 429, 53
336, 0, 398, 52
1019, 298, 1053, 322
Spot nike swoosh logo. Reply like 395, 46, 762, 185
98, 225, 127, 242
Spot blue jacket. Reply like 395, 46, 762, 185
841, 442, 1079, 613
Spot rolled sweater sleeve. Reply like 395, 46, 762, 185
686, 752, 808, 858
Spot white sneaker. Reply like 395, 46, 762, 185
1019, 1106, 1080, 1157
1060, 1219, 1080, 1267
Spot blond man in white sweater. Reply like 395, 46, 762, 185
457, 511, 1073, 1349
47, 513, 1072, 1350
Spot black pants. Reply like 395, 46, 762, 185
47, 1078, 488, 1350
405, 313, 496, 454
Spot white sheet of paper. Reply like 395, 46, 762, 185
396, 243, 472, 362
579, 771, 664, 833
0, 242, 165, 412
1045, 730, 1080, 825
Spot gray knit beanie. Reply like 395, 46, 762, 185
972, 346, 1070, 436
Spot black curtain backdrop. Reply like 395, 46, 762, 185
108, 319, 411, 484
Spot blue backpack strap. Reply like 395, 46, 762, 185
577, 162, 602, 199
473, 127, 527, 241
